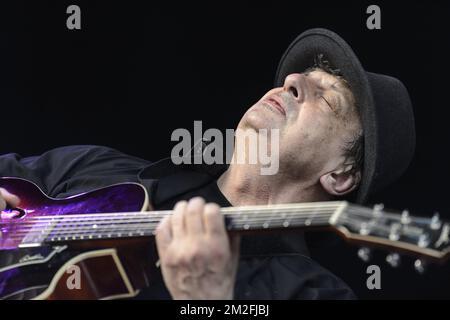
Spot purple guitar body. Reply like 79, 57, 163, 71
0, 177, 157, 300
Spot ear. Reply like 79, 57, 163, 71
319, 166, 361, 196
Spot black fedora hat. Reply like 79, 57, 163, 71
274, 28, 416, 204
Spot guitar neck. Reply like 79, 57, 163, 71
19, 201, 346, 247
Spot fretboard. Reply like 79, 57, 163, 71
18, 201, 346, 247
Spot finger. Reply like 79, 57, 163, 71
155, 215, 172, 259
203, 202, 225, 236
171, 200, 187, 240
229, 234, 241, 276
185, 197, 205, 235
0, 195, 6, 212
0, 188, 20, 208
229, 234, 241, 254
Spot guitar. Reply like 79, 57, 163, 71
0, 177, 448, 299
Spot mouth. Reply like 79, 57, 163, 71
262, 96, 286, 117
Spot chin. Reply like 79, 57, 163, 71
239, 103, 280, 131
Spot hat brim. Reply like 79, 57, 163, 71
274, 28, 376, 204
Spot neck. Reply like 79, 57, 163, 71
217, 160, 331, 207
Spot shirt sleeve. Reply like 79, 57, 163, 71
0, 145, 151, 197
234, 254, 356, 300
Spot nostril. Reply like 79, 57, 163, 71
289, 87, 299, 98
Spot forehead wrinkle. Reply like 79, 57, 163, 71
310, 71, 345, 93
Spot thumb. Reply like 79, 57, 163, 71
0, 188, 20, 208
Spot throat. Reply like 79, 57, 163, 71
217, 165, 321, 206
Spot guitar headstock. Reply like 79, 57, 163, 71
331, 203, 450, 271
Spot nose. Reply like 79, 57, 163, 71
283, 73, 306, 102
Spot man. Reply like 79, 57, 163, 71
0, 28, 415, 299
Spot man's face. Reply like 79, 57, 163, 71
238, 69, 361, 180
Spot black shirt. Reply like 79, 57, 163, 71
0, 145, 356, 299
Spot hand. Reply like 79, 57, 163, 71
155, 197, 240, 300
0, 188, 20, 219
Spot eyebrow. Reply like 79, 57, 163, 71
305, 71, 350, 113
324, 79, 344, 93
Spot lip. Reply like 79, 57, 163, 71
263, 96, 286, 116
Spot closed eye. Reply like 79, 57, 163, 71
320, 96, 332, 110
320, 96, 338, 115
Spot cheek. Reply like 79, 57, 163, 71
280, 113, 341, 160
284, 112, 327, 144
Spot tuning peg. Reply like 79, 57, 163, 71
386, 253, 401, 268
374, 203, 384, 210
389, 223, 401, 241
357, 247, 371, 262
401, 210, 411, 224
430, 212, 442, 230
418, 234, 430, 248
414, 259, 427, 274
373, 203, 384, 217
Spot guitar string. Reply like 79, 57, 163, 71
18, 216, 336, 242
4, 218, 334, 243
3, 210, 396, 240
3, 206, 416, 240
14, 204, 400, 226
44, 211, 427, 242
4, 205, 390, 233
37, 216, 386, 242
44, 208, 397, 238
3, 211, 337, 240
4, 210, 337, 239
6, 202, 344, 222
5, 217, 419, 247
2, 207, 424, 244
0, 207, 340, 230
12, 215, 404, 244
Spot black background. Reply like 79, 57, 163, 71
0, 0, 449, 299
